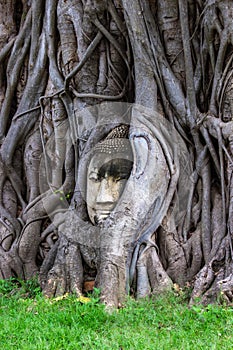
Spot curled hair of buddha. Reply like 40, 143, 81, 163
92, 124, 132, 156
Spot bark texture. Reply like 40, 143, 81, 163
0, 0, 233, 307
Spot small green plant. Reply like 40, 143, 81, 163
0, 276, 41, 298
87, 287, 101, 303
0, 277, 19, 295
54, 189, 73, 202
19, 276, 42, 298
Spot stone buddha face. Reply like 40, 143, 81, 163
86, 125, 133, 225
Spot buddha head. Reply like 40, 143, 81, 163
86, 125, 133, 225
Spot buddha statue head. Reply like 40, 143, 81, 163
86, 125, 133, 225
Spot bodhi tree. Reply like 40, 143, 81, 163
0, 0, 233, 307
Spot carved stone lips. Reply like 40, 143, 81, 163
96, 210, 112, 218
95, 210, 113, 223
94, 212, 110, 225
95, 207, 114, 214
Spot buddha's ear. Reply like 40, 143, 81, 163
130, 134, 150, 179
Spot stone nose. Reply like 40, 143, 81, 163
96, 178, 115, 204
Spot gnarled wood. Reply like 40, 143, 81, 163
0, 0, 232, 307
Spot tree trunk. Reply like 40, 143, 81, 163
0, 0, 232, 307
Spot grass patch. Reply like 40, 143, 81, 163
0, 279, 232, 349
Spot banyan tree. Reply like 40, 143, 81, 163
0, 0, 233, 307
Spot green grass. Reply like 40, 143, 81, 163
0, 279, 232, 349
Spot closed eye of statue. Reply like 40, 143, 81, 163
88, 172, 100, 182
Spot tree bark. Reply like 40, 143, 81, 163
0, 0, 232, 307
